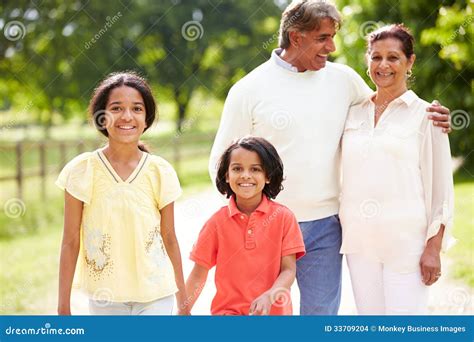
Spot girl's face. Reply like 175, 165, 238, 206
226, 147, 269, 204
367, 38, 415, 94
104, 86, 147, 145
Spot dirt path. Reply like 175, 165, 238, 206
56, 188, 472, 315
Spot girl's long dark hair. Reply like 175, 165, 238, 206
89, 71, 156, 152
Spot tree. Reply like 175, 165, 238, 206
1, 0, 282, 133
131, 0, 281, 132
334, 0, 473, 165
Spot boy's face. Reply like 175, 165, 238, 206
226, 147, 269, 205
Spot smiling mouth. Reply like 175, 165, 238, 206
117, 125, 136, 131
376, 71, 394, 77
238, 183, 256, 187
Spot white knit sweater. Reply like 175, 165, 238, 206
209, 51, 372, 221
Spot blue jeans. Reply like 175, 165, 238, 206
296, 215, 342, 315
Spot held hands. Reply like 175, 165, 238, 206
57, 306, 71, 315
177, 307, 191, 315
176, 295, 191, 315
427, 100, 451, 133
420, 245, 442, 286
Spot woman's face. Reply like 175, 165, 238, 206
367, 38, 415, 94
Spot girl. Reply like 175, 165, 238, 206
185, 136, 305, 315
339, 24, 455, 314
56, 72, 188, 315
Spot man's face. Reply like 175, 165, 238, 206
292, 18, 337, 71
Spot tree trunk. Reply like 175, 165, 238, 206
174, 88, 192, 133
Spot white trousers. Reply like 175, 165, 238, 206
89, 294, 174, 315
346, 254, 428, 315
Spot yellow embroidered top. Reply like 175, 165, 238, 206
56, 149, 182, 302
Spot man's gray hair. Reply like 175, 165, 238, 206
278, 0, 342, 49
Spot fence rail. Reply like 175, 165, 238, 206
0, 133, 214, 200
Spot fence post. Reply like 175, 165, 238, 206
16, 141, 23, 200
39, 142, 46, 200
77, 140, 85, 154
59, 142, 66, 172
173, 136, 181, 176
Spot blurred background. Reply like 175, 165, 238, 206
0, 0, 472, 314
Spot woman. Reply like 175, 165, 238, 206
339, 24, 455, 315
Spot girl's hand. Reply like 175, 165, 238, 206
420, 245, 441, 286
249, 291, 273, 316
57, 306, 71, 315
175, 289, 191, 315
177, 307, 191, 316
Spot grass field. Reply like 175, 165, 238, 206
449, 170, 474, 287
2, 172, 472, 314
0, 178, 214, 314
1, 118, 472, 313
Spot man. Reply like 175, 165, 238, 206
209, 0, 450, 315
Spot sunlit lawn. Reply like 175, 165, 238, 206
449, 171, 474, 287
1, 148, 472, 313
0, 157, 215, 314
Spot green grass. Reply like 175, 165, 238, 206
0, 218, 62, 314
0, 175, 214, 314
448, 172, 474, 287
0, 94, 223, 313
1, 143, 472, 313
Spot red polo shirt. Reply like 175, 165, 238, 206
190, 195, 305, 315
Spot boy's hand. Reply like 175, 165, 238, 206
249, 291, 273, 316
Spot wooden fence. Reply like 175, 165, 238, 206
0, 133, 214, 200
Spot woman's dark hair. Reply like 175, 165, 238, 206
89, 71, 156, 152
367, 23, 415, 59
216, 136, 284, 199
